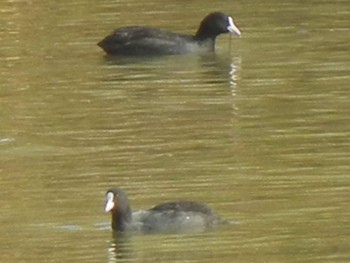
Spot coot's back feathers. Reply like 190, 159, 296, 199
98, 27, 194, 56
150, 201, 216, 215
103, 26, 192, 43
98, 12, 241, 56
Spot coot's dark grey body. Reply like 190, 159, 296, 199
105, 187, 229, 233
98, 12, 241, 56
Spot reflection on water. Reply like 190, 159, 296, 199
228, 57, 241, 96
106, 228, 241, 263
108, 234, 133, 263
1, 0, 350, 262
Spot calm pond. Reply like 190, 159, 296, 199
0, 0, 349, 262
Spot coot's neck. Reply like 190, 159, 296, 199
111, 206, 132, 232
194, 33, 218, 43
193, 33, 216, 51
194, 25, 219, 42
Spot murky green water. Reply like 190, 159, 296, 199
1, 0, 349, 262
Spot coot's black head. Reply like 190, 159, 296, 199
195, 12, 241, 41
105, 187, 132, 231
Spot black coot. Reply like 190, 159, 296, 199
105, 187, 230, 233
98, 12, 241, 56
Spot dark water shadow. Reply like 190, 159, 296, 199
98, 52, 241, 91
101, 53, 171, 65
106, 221, 239, 263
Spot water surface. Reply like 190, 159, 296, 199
0, 0, 349, 262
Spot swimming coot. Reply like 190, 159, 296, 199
98, 12, 241, 56
105, 187, 230, 233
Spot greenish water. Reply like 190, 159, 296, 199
0, 0, 349, 262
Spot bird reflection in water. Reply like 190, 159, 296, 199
107, 232, 133, 263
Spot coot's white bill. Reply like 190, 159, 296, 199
105, 192, 115, 212
227, 16, 241, 36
